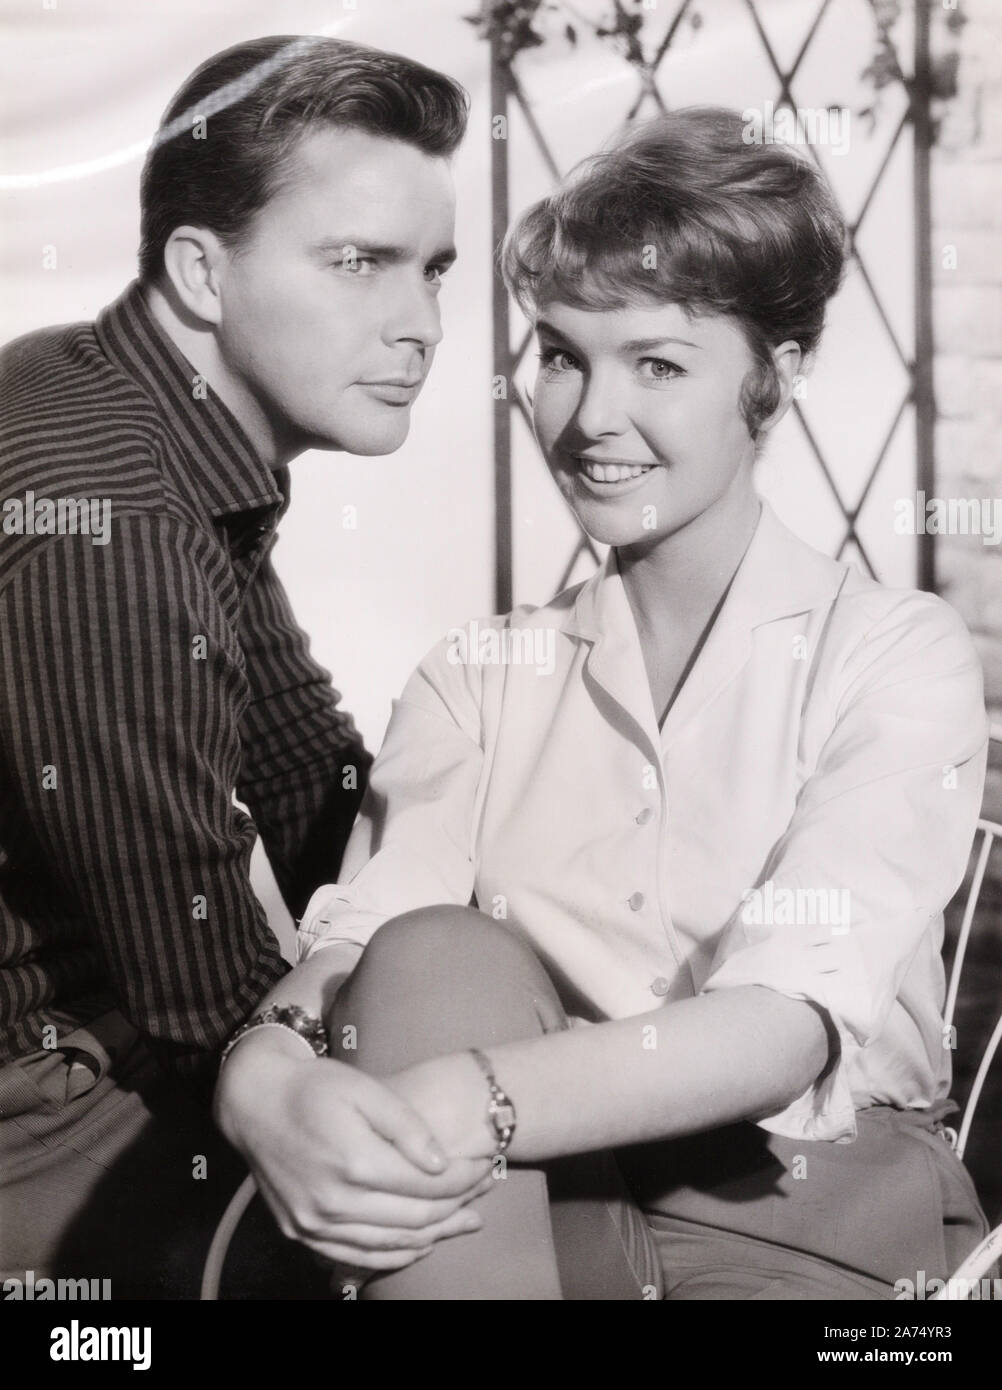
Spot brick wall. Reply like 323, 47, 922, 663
931, 0, 1002, 821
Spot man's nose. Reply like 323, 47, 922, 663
385, 275, 443, 352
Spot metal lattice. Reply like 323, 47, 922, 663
486, 0, 938, 610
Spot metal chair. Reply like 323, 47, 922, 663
932, 725, 1002, 1299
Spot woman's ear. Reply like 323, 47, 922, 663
757, 340, 803, 433
161, 225, 227, 327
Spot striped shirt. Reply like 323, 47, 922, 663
0, 280, 370, 1077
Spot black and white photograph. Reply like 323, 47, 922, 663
1, 0, 1000, 1351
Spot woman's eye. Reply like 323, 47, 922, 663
424, 264, 446, 284
538, 347, 581, 373
640, 357, 683, 381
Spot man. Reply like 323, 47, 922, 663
0, 34, 467, 1297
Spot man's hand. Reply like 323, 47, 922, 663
214, 1028, 492, 1270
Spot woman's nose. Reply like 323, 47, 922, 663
570, 373, 629, 442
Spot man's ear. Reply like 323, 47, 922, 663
758, 340, 803, 433
161, 226, 227, 327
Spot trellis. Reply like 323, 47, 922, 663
482, 0, 940, 610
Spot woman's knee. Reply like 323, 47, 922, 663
331, 906, 566, 1059
354, 906, 541, 983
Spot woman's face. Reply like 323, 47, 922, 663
531, 296, 763, 549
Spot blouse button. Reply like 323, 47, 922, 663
651, 977, 671, 997
628, 891, 645, 911
635, 807, 654, 825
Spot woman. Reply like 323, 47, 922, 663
215, 108, 990, 1300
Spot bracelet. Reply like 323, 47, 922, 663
470, 1047, 516, 1153
219, 1004, 329, 1071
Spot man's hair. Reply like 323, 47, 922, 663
138, 35, 469, 284
501, 107, 846, 437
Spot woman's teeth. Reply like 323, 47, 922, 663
578, 458, 655, 483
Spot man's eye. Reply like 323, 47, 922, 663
336, 251, 376, 275
538, 347, 580, 372
424, 263, 447, 283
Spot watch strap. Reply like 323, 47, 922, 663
470, 1046, 517, 1153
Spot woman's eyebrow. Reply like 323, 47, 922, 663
619, 336, 701, 352
535, 323, 701, 353
535, 319, 572, 341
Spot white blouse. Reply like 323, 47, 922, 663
299, 501, 988, 1142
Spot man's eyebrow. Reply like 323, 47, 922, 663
312, 237, 458, 266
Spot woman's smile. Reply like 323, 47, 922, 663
570, 453, 661, 498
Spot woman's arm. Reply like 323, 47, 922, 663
386, 985, 831, 1162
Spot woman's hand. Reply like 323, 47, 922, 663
382, 1052, 499, 1162
214, 1028, 493, 1270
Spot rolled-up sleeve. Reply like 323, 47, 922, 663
297, 635, 485, 962
700, 592, 988, 1142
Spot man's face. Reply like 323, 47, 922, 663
213, 127, 457, 457
531, 296, 759, 549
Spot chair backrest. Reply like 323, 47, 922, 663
943, 726, 1002, 1160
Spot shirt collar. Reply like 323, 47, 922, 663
561, 500, 851, 753
94, 280, 287, 524
564, 499, 847, 645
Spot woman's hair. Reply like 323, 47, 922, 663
502, 107, 847, 437
138, 36, 469, 284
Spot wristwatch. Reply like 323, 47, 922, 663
470, 1047, 517, 1153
